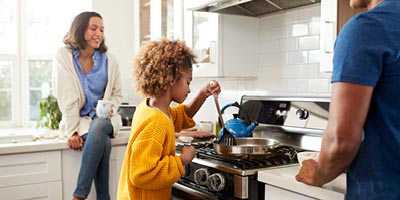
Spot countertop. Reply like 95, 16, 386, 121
0, 129, 130, 155
258, 165, 346, 200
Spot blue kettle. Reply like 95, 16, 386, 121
218, 102, 257, 139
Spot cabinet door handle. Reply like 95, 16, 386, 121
323, 21, 336, 54
209, 41, 216, 64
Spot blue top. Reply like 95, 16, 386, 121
331, 0, 400, 199
73, 50, 108, 118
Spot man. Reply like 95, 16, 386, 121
295, 0, 400, 199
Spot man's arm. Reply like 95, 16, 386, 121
296, 82, 373, 186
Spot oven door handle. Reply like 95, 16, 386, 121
172, 183, 219, 200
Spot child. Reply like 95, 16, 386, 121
117, 38, 221, 200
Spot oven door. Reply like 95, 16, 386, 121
172, 183, 219, 200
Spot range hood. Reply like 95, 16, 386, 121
189, 0, 321, 17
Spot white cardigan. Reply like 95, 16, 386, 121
52, 46, 123, 138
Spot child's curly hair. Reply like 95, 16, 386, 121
133, 38, 196, 97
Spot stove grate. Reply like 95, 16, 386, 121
176, 143, 298, 170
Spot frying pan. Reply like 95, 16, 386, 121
213, 137, 281, 156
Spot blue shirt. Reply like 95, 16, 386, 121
331, 0, 400, 199
73, 50, 108, 118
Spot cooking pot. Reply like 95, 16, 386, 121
217, 102, 256, 139
213, 137, 281, 156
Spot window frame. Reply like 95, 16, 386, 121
0, 0, 91, 129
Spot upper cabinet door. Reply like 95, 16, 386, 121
320, 0, 367, 72
138, 0, 184, 46
191, 11, 220, 76
319, 0, 337, 72
184, 0, 259, 78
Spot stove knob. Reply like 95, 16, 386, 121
207, 173, 225, 191
296, 108, 309, 120
184, 164, 191, 177
194, 168, 209, 185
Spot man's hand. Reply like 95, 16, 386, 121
67, 133, 84, 151
295, 159, 324, 186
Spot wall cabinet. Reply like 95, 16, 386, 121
136, 0, 184, 46
320, 0, 367, 72
184, 1, 258, 78
0, 151, 62, 200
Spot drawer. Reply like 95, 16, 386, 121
0, 151, 61, 187
0, 181, 62, 200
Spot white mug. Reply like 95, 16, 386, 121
96, 100, 114, 118
198, 121, 213, 132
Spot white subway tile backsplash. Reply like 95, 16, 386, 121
309, 17, 321, 35
259, 65, 298, 79
259, 55, 268, 66
287, 51, 307, 64
255, 79, 308, 92
291, 23, 309, 37
281, 38, 297, 51
254, 5, 330, 96
286, 79, 309, 92
307, 79, 330, 93
265, 52, 287, 66
260, 40, 280, 53
266, 26, 289, 39
298, 36, 319, 50
319, 71, 332, 79
308, 50, 321, 63
298, 64, 319, 79
283, 5, 321, 23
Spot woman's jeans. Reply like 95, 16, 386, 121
73, 117, 113, 200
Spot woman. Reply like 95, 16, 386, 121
52, 11, 122, 200
117, 38, 221, 200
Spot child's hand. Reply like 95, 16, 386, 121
180, 146, 195, 165
201, 80, 221, 97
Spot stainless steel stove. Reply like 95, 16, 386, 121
172, 96, 330, 200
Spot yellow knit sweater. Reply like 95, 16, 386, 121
117, 99, 195, 200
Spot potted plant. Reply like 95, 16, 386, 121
37, 95, 62, 130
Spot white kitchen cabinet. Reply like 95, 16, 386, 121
0, 151, 62, 200
320, 0, 367, 72
136, 0, 184, 45
265, 184, 316, 200
258, 167, 346, 200
184, 1, 258, 77
319, 0, 337, 72
62, 145, 127, 200
0, 182, 62, 200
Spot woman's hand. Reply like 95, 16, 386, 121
67, 133, 84, 151
106, 105, 114, 119
94, 104, 114, 119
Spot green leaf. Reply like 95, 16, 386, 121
36, 95, 62, 130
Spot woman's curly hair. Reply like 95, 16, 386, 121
133, 38, 196, 97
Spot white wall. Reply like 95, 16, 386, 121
93, 0, 138, 104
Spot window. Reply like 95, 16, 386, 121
0, 0, 91, 129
